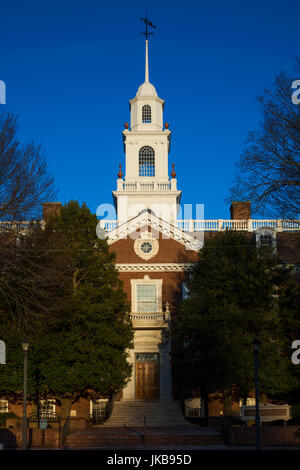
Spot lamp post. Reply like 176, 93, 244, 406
21, 339, 29, 450
253, 337, 261, 450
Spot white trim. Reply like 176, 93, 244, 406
117, 263, 193, 272
134, 233, 159, 260
0, 400, 8, 413
89, 399, 109, 418
255, 226, 277, 251
40, 399, 56, 413
131, 275, 163, 313
105, 212, 202, 252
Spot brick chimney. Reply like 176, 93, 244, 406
230, 201, 251, 220
42, 202, 62, 221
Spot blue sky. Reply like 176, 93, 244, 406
0, 0, 299, 219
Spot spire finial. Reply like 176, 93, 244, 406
140, 13, 156, 84
171, 163, 176, 179
145, 39, 149, 83
117, 164, 123, 179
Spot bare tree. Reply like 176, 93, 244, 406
229, 59, 300, 221
0, 111, 56, 220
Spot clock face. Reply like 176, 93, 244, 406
140, 241, 153, 254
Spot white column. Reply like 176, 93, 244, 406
122, 348, 135, 399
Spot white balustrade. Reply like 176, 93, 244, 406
131, 313, 166, 321
98, 219, 300, 233
1, 219, 298, 233
117, 180, 171, 192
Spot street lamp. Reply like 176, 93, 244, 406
21, 339, 29, 450
253, 337, 261, 450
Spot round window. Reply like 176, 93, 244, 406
140, 241, 153, 254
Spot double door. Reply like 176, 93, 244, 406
135, 353, 159, 399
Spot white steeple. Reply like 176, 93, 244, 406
136, 40, 158, 98
113, 38, 181, 224
145, 38, 149, 83
130, 39, 164, 132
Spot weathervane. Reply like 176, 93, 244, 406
140, 12, 156, 40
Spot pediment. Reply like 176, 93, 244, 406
105, 212, 203, 252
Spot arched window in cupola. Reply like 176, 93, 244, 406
142, 104, 151, 123
139, 146, 155, 177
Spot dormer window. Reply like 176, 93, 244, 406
260, 234, 273, 246
255, 227, 277, 251
139, 146, 155, 177
142, 104, 151, 123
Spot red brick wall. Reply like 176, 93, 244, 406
0, 428, 60, 448
230, 426, 300, 447
119, 271, 188, 310
230, 202, 251, 220
71, 398, 90, 419
110, 228, 198, 264
276, 232, 300, 264
42, 202, 62, 220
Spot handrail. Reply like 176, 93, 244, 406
61, 415, 71, 447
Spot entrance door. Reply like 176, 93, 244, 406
135, 353, 159, 399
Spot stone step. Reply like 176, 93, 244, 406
102, 399, 192, 427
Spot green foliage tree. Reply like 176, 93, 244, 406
0, 201, 133, 413
172, 231, 298, 420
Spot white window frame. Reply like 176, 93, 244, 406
89, 399, 108, 418
39, 399, 56, 414
0, 400, 8, 413
239, 398, 256, 407
255, 227, 277, 251
139, 146, 155, 177
182, 282, 190, 300
131, 276, 162, 313
142, 104, 152, 123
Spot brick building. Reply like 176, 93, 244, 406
1, 38, 299, 426
93, 39, 300, 423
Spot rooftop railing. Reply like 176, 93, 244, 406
0, 221, 36, 231
1, 219, 299, 233
100, 219, 300, 232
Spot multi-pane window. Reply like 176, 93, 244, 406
91, 399, 108, 424
255, 228, 276, 251
137, 284, 157, 312
139, 146, 155, 177
142, 104, 151, 123
0, 400, 8, 413
259, 234, 273, 247
239, 398, 256, 407
182, 282, 190, 300
39, 399, 56, 416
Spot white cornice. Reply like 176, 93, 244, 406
116, 263, 194, 272
106, 212, 202, 252
112, 191, 181, 198
122, 130, 171, 137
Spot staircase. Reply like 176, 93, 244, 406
101, 399, 192, 427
